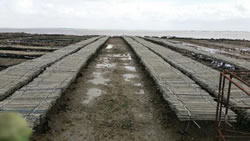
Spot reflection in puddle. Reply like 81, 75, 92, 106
127, 54, 132, 60
82, 88, 102, 104
124, 66, 136, 72
134, 83, 143, 87
120, 58, 131, 61
125, 53, 132, 60
102, 57, 109, 61
113, 53, 132, 61
123, 74, 137, 81
183, 42, 250, 55
184, 43, 226, 54
106, 44, 113, 49
113, 54, 123, 57
136, 89, 145, 95
96, 63, 116, 68
88, 72, 110, 85
237, 48, 250, 52
196, 47, 225, 54
211, 60, 235, 69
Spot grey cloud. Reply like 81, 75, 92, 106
0, 0, 249, 31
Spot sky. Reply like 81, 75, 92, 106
0, 0, 250, 31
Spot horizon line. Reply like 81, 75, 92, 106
0, 27, 249, 33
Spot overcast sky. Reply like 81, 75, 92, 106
0, 0, 249, 31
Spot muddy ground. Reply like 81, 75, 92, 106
0, 33, 93, 70
32, 37, 214, 141
0, 32, 31, 40
0, 33, 94, 47
170, 37, 250, 60
0, 58, 27, 70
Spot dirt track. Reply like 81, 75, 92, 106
30, 37, 218, 141
31, 38, 186, 140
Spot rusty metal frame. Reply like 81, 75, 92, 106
215, 70, 250, 141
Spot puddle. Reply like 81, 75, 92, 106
224, 64, 234, 69
124, 66, 136, 72
113, 54, 124, 57
134, 83, 143, 87
234, 48, 250, 55
123, 74, 137, 81
98, 57, 111, 64
82, 88, 102, 104
120, 58, 131, 61
195, 46, 225, 54
187, 49, 238, 70
238, 48, 250, 52
112, 53, 132, 61
136, 89, 145, 95
126, 53, 132, 60
96, 63, 116, 68
88, 72, 110, 85
211, 60, 235, 69
183, 43, 225, 54
102, 57, 109, 61
106, 44, 113, 49
184, 41, 250, 54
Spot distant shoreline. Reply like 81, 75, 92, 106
1, 28, 250, 40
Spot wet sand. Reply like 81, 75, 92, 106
171, 38, 250, 60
